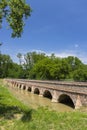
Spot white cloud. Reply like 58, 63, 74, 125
55, 52, 76, 58
46, 51, 76, 58
46, 50, 87, 64
75, 44, 79, 48
31, 49, 46, 54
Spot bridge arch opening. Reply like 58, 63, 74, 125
23, 85, 26, 90
27, 87, 31, 92
43, 90, 52, 99
34, 88, 40, 95
17, 84, 19, 87
19, 84, 22, 89
58, 94, 75, 108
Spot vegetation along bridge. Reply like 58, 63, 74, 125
4, 79, 87, 109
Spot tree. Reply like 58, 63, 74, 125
0, 0, 31, 37
31, 51, 46, 64
8, 62, 24, 78
0, 53, 24, 78
22, 52, 46, 78
73, 65, 87, 81
50, 62, 61, 80
29, 57, 53, 80
0, 54, 13, 77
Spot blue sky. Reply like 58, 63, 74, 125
0, 0, 87, 63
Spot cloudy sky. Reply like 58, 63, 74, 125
0, 0, 87, 63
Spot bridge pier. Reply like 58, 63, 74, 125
31, 86, 35, 94
51, 98, 58, 103
18, 84, 22, 89
75, 95, 82, 109
39, 89, 43, 97
25, 86, 29, 91
39, 94, 43, 97
51, 90, 58, 103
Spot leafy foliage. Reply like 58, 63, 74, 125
16, 51, 87, 81
0, 52, 87, 81
0, 54, 23, 78
0, 0, 31, 37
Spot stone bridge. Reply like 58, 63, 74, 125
4, 79, 87, 109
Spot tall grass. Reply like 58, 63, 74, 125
0, 80, 87, 130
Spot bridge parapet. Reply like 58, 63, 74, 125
6, 79, 87, 94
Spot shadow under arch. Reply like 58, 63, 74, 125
43, 90, 52, 99
19, 84, 22, 89
27, 87, 31, 92
17, 84, 19, 87
58, 94, 75, 108
23, 85, 26, 90
34, 88, 40, 95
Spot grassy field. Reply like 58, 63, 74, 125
0, 80, 87, 130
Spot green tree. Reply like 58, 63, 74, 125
29, 57, 52, 80
73, 65, 87, 81
64, 56, 83, 79
31, 51, 46, 64
22, 52, 46, 78
58, 58, 71, 80
50, 62, 61, 80
0, 53, 24, 78
0, 0, 31, 37
0, 54, 13, 77
8, 63, 23, 78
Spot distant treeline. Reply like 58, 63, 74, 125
0, 52, 87, 81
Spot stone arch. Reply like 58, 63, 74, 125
22, 85, 26, 90
27, 87, 32, 92
17, 84, 19, 87
43, 90, 52, 99
58, 94, 75, 108
34, 88, 40, 95
19, 84, 22, 89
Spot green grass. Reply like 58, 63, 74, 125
0, 80, 87, 130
